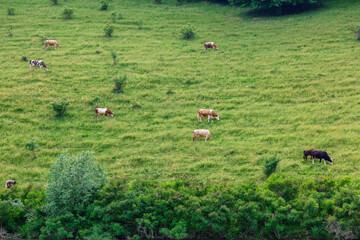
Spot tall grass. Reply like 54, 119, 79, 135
1, 0, 360, 186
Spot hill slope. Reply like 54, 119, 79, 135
1, 0, 360, 185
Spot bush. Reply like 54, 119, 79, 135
113, 75, 126, 93
8, 27, 13, 37
104, 23, 114, 37
7, 7, 15, 16
51, 0, 58, 5
25, 140, 38, 159
21, 56, 28, 62
89, 96, 101, 108
111, 51, 118, 64
100, 0, 108, 10
155, 0, 161, 4
62, 8, 74, 19
51, 99, 69, 117
263, 155, 280, 177
356, 28, 360, 41
181, 24, 196, 39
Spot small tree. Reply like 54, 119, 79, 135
100, 0, 108, 10
45, 152, 106, 217
181, 24, 196, 39
111, 51, 118, 64
8, 27, 13, 37
7, 7, 15, 16
62, 8, 74, 19
25, 140, 38, 159
104, 23, 114, 37
264, 156, 280, 177
113, 75, 126, 93
51, 99, 69, 117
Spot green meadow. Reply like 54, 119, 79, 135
1, 0, 360, 186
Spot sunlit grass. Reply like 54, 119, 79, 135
1, 0, 360, 186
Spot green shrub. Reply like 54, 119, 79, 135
89, 96, 101, 107
8, 27, 13, 37
25, 140, 38, 159
263, 155, 280, 177
111, 51, 118, 64
104, 23, 114, 36
181, 24, 196, 39
8, 7, 15, 16
51, 99, 69, 117
100, 0, 108, 10
45, 152, 106, 218
62, 8, 74, 19
113, 75, 126, 93
51, 0, 58, 5
0, 198, 26, 232
21, 56, 28, 61
154, 0, 161, 4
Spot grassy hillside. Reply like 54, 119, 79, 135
1, 0, 360, 186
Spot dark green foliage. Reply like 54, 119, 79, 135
100, 0, 108, 10
104, 23, 114, 36
62, 8, 74, 19
154, 0, 161, 4
89, 96, 101, 108
113, 75, 126, 93
51, 99, 69, 117
264, 155, 280, 177
132, 103, 141, 109
136, 20, 143, 30
25, 140, 38, 159
7, 7, 15, 15
181, 23, 196, 39
21, 56, 27, 61
51, 0, 58, 5
5, 175, 360, 239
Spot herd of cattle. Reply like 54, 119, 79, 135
5, 40, 334, 189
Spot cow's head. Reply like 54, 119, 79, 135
328, 158, 333, 164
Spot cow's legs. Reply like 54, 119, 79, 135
312, 156, 314, 164
197, 114, 202, 122
208, 115, 210, 122
95, 114, 98, 119
323, 159, 326, 165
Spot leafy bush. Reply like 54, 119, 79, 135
104, 23, 114, 37
111, 51, 118, 64
8, 27, 13, 37
62, 8, 74, 19
51, 0, 58, 5
89, 96, 101, 107
51, 99, 69, 117
21, 56, 28, 62
263, 155, 280, 177
154, 0, 161, 4
113, 75, 126, 93
8, 7, 15, 16
25, 140, 38, 159
181, 24, 196, 39
100, 0, 108, 10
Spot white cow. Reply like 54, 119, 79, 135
193, 129, 212, 141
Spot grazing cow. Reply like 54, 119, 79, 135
5, 180, 17, 189
197, 109, 220, 122
29, 60, 48, 70
95, 108, 114, 119
303, 149, 333, 165
193, 129, 212, 141
203, 42, 218, 51
45, 40, 60, 49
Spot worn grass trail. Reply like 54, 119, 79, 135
1, 0, 360, 185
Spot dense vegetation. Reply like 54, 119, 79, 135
1, 172, 360, 239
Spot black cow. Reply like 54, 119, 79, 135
303, 149, 333, 165
29, 60, 48, 70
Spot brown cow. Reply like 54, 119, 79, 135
45, 40, 60, 49
193, 129, 212, 141
95, 108, 114, 119
197, 109, 220, 122
203, 42, 218, 51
